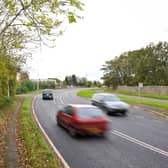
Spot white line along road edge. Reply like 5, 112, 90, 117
111, 130, 168, 157
32, 96, 70, 168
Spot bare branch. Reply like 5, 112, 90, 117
0, 8, 24, 36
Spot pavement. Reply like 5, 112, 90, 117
7, 98, 23, 168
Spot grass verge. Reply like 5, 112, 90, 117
77, 89, 168, 112
19, 97, 59, 168
119, 96, 168, 110
76, 89, 97, 98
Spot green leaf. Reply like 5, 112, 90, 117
68, 15, 76, 23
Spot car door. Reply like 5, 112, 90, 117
61, 106, 74, 128
93, 95, 101, 106
96, 95, 103, 106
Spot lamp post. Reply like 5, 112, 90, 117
37, 71, 40, 90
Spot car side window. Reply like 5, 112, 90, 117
99, 95, 104, 102
64, 106, 73, 116
96, 95, 102, 101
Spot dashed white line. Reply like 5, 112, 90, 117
111, 130, 168, 157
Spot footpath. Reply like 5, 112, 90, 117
0, 96, 28, 168
7, 99, 23, 168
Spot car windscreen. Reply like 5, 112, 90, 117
43, 89, 53, 93
103, 95, 120, 101
77, 107, 106, 119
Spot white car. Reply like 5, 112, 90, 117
91, 93, 129, 116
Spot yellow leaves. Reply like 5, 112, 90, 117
70, 0, 84, 10
46, 27, 51, 35
1, 0, 84, 38
3, 0, 17, 15
68, 14, 76, 23
14, 44, 24, 49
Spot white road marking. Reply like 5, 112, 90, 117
134, 115, 145, 119
58, 94, 65, 105
54, 98, 57, 105
32, 96, 70, 168
53, 95, 64, 105
111, 130, 168, 157
152, 120, 164, 124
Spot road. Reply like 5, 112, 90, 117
34, 88, 168, 168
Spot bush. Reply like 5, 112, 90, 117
16, 80, 35, 94
0, 96, 12, 107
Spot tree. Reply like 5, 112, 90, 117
101, 41, 168, 87
0, 0, 84, 105
19, 71, 29, 81
0, 0, 84, 46
72, 74, 77, 85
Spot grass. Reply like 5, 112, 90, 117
76, 89, 98, 98
119, 96, 168, 110
20, 97, 59, 168
77, 89, 168, 111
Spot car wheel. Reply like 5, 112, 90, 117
104, 107, 111, 115
69, 127, 77, 138
91, 102, 94, 105
122, 111, 127, 116
57, 118, 61, 127
107, 111, 111, 115
100, 132, 108, 139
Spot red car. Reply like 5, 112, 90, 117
56, 104, 111, 137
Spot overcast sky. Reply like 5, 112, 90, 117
28, 0, 168, 81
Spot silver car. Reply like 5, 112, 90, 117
91, 93, 129, 116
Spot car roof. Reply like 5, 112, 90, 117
93, 93, 116, 96
68, 104, 96, 108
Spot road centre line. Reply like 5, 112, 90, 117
59, 95, 65, 105
54, 95, 65, 105
58, 91, 74, 105
111, 130, 168, 157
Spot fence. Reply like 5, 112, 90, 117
117, 86, 168, 95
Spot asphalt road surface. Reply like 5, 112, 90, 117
34, 88, 168, 168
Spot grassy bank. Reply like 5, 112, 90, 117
19, 97, 59, 168
119, 96, 168, 110
77, 89, 168, 111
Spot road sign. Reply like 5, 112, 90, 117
138, 83, 143, 88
